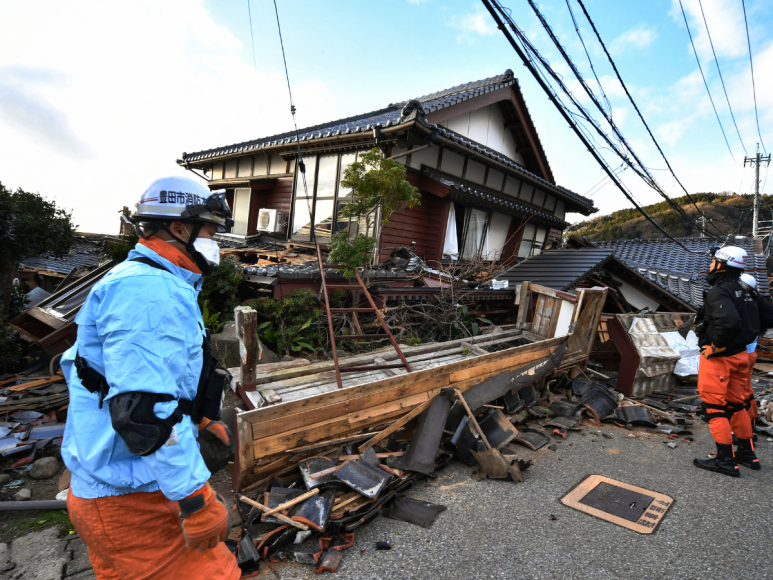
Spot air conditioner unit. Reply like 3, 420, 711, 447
256, 209, 288, 233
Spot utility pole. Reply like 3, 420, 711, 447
699, 214, 706, 238
745, 144, 772, 237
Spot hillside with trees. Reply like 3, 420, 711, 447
569, 193, 772, 241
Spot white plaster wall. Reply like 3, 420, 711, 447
445, 104, 525, 165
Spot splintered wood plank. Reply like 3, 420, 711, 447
240, 337, 566, 426
251, 391, 437, 459
358, 395, 437, 453
252, 375, 445, 440
6, 374, 64, 392
561, 475, 673, 534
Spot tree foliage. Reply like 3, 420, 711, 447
0, 182, 77, 319
0, 182, 77, 262
104, 230, 140, 264
328, 231, 377, 279
339, 147, 420, 225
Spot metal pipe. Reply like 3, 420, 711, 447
0, 500, 68, 512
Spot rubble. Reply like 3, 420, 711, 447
29, 457, 59, 480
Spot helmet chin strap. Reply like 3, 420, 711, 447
163, 222, 213, 275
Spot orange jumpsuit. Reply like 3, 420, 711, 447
698, 352, 753, 444
68, 490, 240, 580
746, 350, 758, 422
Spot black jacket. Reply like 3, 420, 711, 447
696, 271, 773, 356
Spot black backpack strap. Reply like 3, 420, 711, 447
129, 256, 170, 273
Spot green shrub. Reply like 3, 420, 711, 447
199, 255, 242, 324
244, 289, 326, 356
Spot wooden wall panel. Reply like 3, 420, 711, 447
501, 216, 527, 265
247, 177, 294, 236
378, 193, 449, 264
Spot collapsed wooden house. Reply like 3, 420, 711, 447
232, 285, 607, 492
179, 70, 596, 266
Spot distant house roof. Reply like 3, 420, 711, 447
497, 247, 695, 312
593, 237, 769, 306
179, 70, 595, 215
19, 235, 112, 275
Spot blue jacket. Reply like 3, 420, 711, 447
61, 243, 211, 501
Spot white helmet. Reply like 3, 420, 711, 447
131, 176, 233, 232
740, 273, 757, 289
713, 246, 747, 270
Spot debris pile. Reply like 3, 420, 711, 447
229, 338, 714, 574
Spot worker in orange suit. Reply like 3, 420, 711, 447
694, 247, 761, 476
61, 177, 240, 580
738, 273, 773, 452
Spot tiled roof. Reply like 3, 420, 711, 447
179, 71, 595, 213
593, 237, 769, 307
496, 247, 695, 310
19, 235, 111, 275
497, 247, 616, 290
424, 168, 568, 227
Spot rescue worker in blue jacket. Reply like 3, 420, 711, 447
61, 176, 240, 580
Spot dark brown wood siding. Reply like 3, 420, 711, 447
378, 193, 449, 265
500, 216, 528, 266
247, 177, 294, 236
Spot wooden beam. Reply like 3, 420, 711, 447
357, 395, 437, 453
261, 488, 319, 516
236, 496, 309, 530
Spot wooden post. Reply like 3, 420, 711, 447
235, 306, 258, 394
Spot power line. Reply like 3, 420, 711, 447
481, 0, 705, 253
271, 0, 313, 241
741, 0, 767, 155
677, 0, 741, 165
575, 0, 725, 237
565, 0, 611, 117
528, 0, 717, 239
696, 0, 747, 156
246, 0, 257, 69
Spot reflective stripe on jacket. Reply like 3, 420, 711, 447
61, 243, 211, 501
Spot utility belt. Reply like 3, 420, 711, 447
73, 256, 231, 456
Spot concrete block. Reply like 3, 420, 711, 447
65, 538, 92, 576
9, 528, 68, 580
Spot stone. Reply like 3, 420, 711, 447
0, 473, 10, 484
9, 528, 68, 580
14, 488, 32, 501
65, 537, 92, 577
30, 456, 59, 480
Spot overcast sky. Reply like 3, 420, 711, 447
0, 0, 771, 233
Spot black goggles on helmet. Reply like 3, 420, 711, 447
181, 191, 234, 228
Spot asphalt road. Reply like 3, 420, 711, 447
261, 422, 773, 580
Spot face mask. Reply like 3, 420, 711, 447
192, 237, 220, 267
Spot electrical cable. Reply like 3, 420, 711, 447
677, 0, 741, 165
481, 0, 705, 253
696, 0, 747, 157
741, 0, 767, 155
246, 0, 257, 69
575, 0, 725, 237
565, 0, 611, 117
271, 0, 314, 244
527, 0, 717, 239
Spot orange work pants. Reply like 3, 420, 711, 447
747, 351, 758, 420
698, 352, 752, 445
67, 490, 240, 580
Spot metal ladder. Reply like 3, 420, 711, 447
316, 246, 412, 389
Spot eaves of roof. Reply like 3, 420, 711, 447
422, 120, 594, 213
421, 168, 568, 228
178, 70, 595, 214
